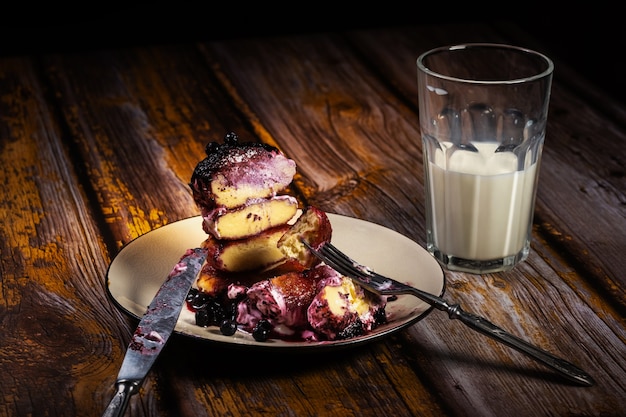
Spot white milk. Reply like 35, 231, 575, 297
426, 142, 539, 261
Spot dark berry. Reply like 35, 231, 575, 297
195, 309, 211, 327
224, 132, 239, 145
186, 287, 198, 300
207, 300, 226, 324
252, 319, 272, 342
228, 301, 239, 321
189, 291, 212, 311
220, 320, 238, 336
205, 141, 219, 155
185, 288, 198, 307
338, 320, 364, 340
373, 308, 387, 326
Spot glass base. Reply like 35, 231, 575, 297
427, 245, 530, 274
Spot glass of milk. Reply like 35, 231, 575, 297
417, 43, 554, 273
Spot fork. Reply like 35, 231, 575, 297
302, 240, 595, 387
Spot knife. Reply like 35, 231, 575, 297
102, 247, 207, 417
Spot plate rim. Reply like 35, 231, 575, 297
105, 213, 446, 352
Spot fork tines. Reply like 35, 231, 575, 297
320, 243, 372, 275
302, 240, 389, 295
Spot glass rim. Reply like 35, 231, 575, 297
416, 43, 554, 85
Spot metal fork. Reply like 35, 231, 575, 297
303, 240, 595, 387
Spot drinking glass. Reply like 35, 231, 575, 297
417, 43, 554, 273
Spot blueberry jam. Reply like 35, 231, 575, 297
185, 288, 282, 340
186, 288, 233, 330
185, 286, 388, 342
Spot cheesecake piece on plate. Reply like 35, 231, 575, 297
190, 132, 296, 210
202, 225, 290, 273
202, 195, 298, 240
307, 265, 387, 340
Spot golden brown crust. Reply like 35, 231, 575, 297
277, 206, 332, 269
270, 272, 319, 310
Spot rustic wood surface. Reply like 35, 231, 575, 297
1, 17, 625, 417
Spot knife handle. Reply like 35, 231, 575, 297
102, 382, 138, 417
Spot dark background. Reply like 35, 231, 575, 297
1, 5, 623, 103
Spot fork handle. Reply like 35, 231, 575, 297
442, 302, 594, 386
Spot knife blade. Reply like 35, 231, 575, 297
102, 247, 207, 417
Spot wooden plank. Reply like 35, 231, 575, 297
2, 21, 623, 416
38, 43, 441, 416
201, 34, 425, 234
196, 28, 626, 415
41, 45, 246, 249
0, 56, 149, 416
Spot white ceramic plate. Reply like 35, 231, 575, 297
106, 213, 445, 351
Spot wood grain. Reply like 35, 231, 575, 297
0, 55, 134, 415
1, 19, 624, 417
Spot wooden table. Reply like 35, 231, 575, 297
1, 17, 625, 417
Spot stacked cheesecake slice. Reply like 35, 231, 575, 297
187, 132, 386, 341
